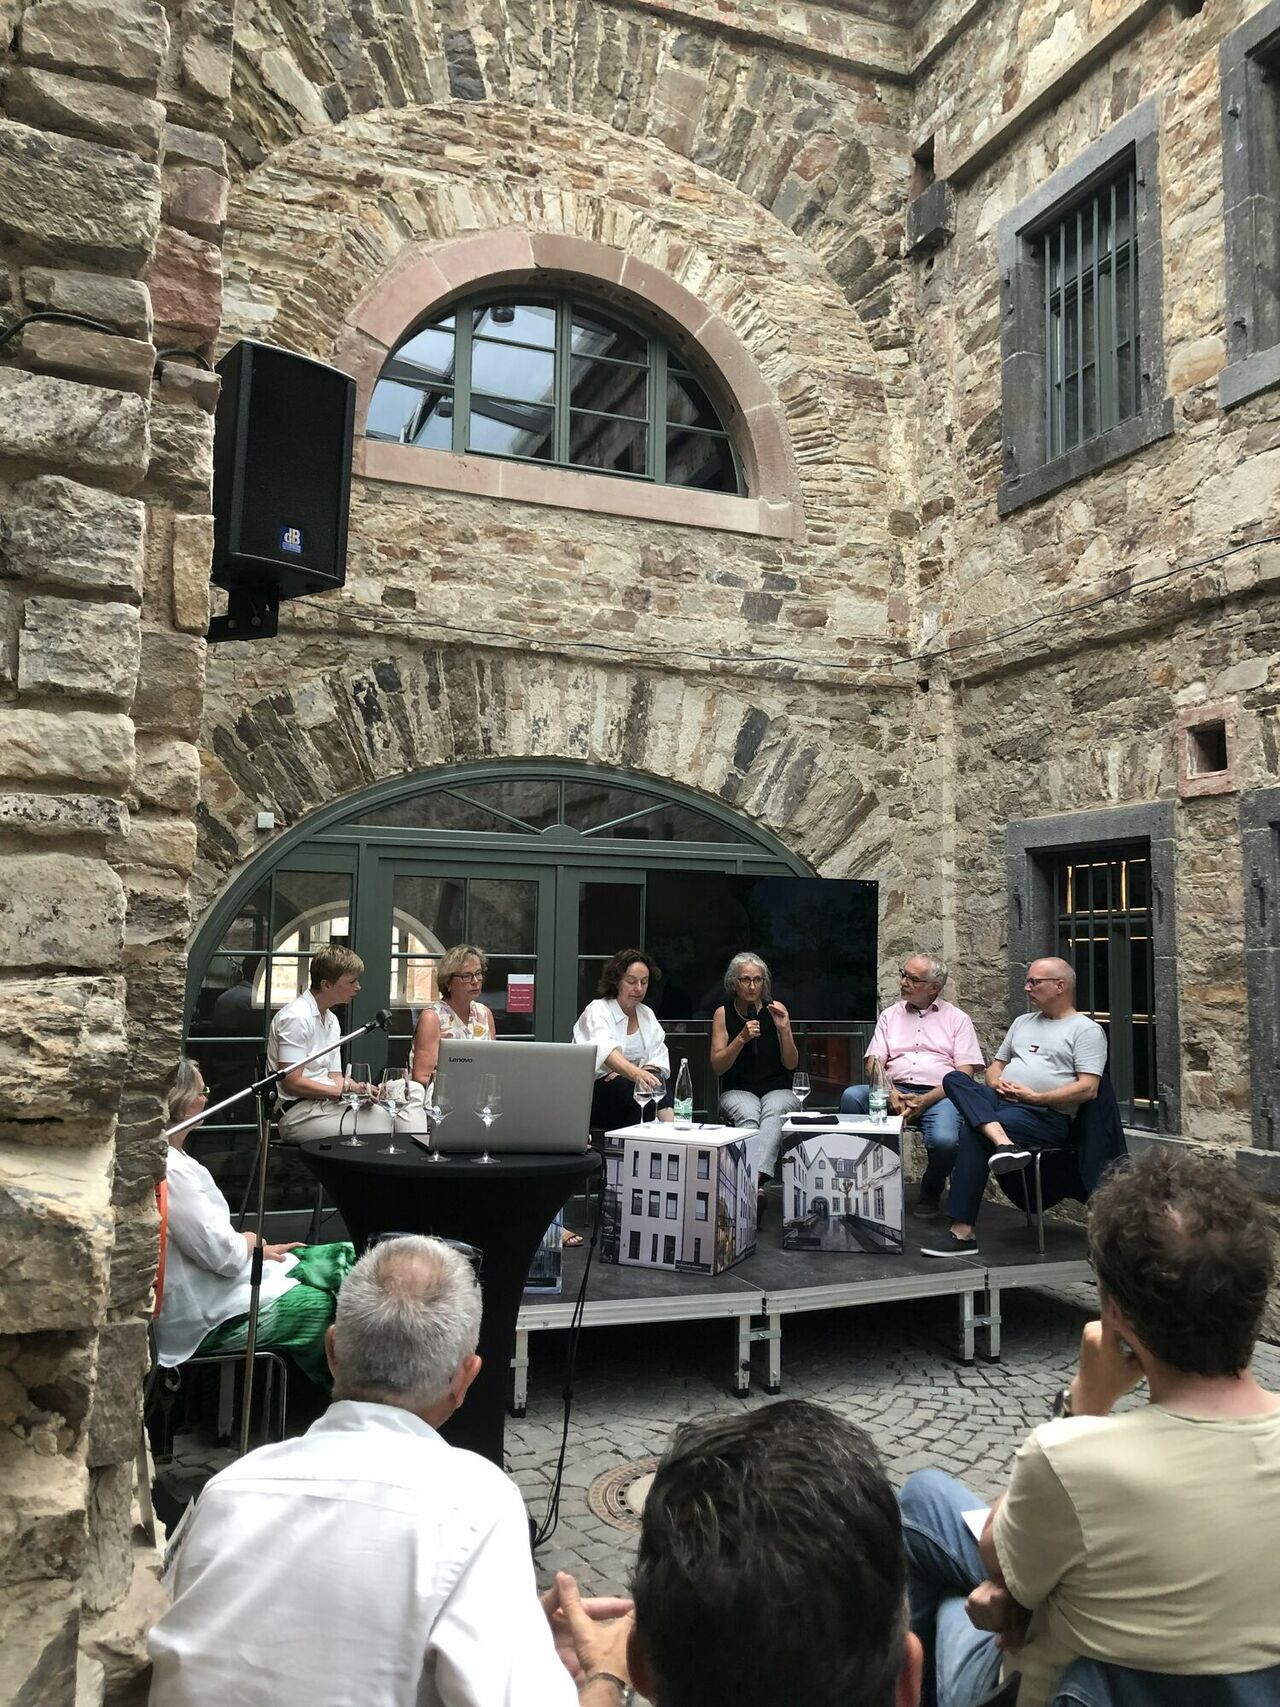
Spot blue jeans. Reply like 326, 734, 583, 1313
899, 1470, 1003, 1707
841, 1081, 961, 1202
940, 1071, 1070, 1226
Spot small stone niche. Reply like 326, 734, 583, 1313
1177, 701, 1238, 797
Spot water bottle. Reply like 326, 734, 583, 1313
867, 1058, 888, 1125
674, 1058, 694, 1128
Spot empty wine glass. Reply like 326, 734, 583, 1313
423, 1079, 451, 1162
792, 1069, 810, 1110
475, 1072, 502, 1164
341, 1061, 370, 1146
381, 1066, 408, 1154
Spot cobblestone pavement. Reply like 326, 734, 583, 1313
511, 1280, 1280, 1598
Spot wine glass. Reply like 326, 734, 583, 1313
792, 1069, 810, 1111
381, 1066, 408, 1154
475, 1072, 502, 1165
341, 1061, 370, 1146
423, 1079, 451, 1162
633, 1076, 655, 1124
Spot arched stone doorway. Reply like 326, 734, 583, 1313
185, 758, 813, 1206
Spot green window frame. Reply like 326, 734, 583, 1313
365, 291, 744, 495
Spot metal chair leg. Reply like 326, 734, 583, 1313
1033, 1150, 1045, 1254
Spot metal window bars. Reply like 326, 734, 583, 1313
1043, 161, 1140, 461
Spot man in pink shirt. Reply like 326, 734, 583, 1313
840, 954, 985, 1218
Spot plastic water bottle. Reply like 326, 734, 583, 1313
867, 1058, 888, 1124
674, 1059, 693, 1128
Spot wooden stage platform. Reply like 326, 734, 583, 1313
512, 1200, 1091, 1413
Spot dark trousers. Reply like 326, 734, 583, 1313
941, 1070, 1070, 1226
590, 1071, 673, 1131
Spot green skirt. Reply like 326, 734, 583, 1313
196, 1241, 355, 1389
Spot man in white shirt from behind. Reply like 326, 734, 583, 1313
149, 1236, 634, 1707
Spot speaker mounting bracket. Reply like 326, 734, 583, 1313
207, 587, 281, 645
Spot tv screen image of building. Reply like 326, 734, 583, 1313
643, 873, 877, 1022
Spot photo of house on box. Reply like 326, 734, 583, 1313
601, 1125, 757, 1275
782, 1128, 904, 1254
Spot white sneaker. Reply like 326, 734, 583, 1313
988, 1147, 1032, 1176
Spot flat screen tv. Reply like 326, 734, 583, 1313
643, 873, 877, 1022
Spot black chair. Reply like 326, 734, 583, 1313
991, 1076, 1127, 1250
238, 1055, 326, 1244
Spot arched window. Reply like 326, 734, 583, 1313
365, 293, 744, 494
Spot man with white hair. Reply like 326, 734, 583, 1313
840, 953, 985, 1218
922, 957, 1106, 1258
149, 1236, 633, 1706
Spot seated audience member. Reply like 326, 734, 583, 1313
841, 953, 984, 1218
410, 942, 497, 1087
709, 952, 799, 1187
266, 944, 392, 1140
629, 1400, 922, 1707
922, 957, 1104, 1257
156, 1060, 354, 1388
900, 1146, 1280, 1707
149, 1235, 633, 1707
573, 948, 674, 1128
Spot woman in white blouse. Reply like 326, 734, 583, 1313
156, 1060, 354, 1388
572, 947, 674, 1130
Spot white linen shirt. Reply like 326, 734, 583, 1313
267, 988, 342, 1092
156, 1145, 298, 1367
148, 1400, 578, 1707
572, 997, 670, 1079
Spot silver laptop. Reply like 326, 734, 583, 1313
432, 1038, 596, 1153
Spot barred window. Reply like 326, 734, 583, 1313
1042, 165, 1139, 461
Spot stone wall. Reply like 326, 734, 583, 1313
909, 0, 1280, 1160
0, 0, 228, 1697
197, 0, 946, 989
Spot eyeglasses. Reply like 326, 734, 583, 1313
899, 971, 933, 984
737, 975, 765, 986
1024, 976, 1062, 986
454, 969, 484, 982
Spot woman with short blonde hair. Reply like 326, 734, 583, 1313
410, 944, 496, 1087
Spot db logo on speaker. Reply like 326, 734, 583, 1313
280, 525, 304, 554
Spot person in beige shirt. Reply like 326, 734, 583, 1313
899, 1144, 1280, 1707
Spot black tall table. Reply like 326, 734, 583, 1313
299, 1137, 600, 1465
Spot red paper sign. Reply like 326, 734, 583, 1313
507, 974, 535, 1013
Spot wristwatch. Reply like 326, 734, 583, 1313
1051, 1384, 1074, 1419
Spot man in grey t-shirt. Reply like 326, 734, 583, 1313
922, 958, 1107, 1258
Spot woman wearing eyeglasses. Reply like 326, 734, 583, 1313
410, 943, 497, 1088
710, 951, 799, 1188
155, 1059, 354, 1388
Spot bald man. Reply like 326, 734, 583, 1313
921, 959, 1106, 1258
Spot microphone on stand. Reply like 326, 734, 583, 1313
749, 1001, 760, 1054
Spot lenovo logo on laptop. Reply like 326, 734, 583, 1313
452, 1055, 475, 1064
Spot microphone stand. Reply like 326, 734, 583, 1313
161, 1011, 389, 1457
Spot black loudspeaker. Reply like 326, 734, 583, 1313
210, 340, 356, 635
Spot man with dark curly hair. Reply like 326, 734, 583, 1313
899, 1146, 1280, 1707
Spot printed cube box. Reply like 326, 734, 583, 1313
781, 1119, 904, 1254
601, 1123, 757, 1275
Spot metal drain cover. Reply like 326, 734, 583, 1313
587, 1457, 659, 1533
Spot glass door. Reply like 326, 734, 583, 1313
361, 854, 556, 1070
554, 866, 646, 1041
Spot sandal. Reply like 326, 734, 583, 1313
561, 1229, 584, 1248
